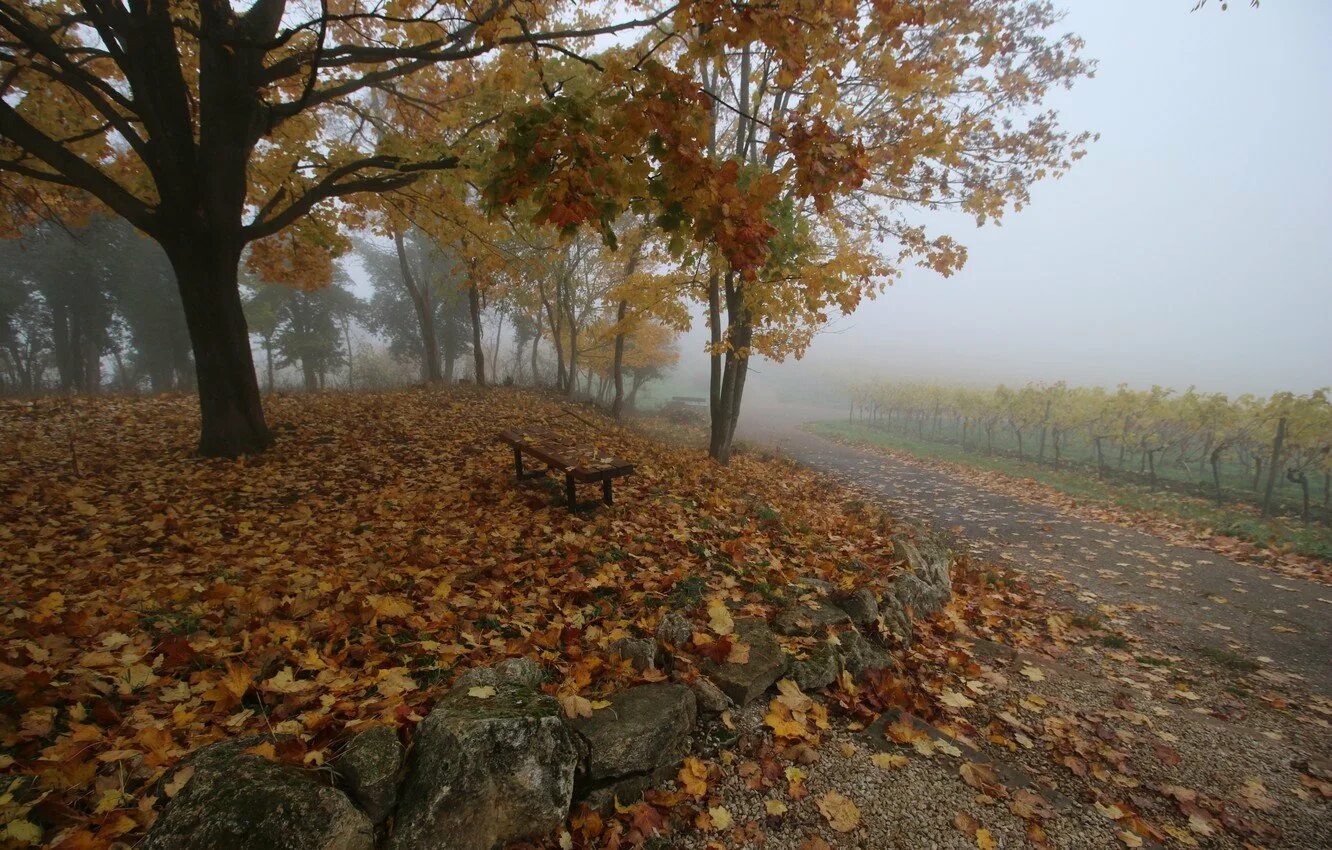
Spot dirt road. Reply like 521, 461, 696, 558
738, 401, 1332, 696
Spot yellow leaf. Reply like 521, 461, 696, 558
376, 667, 417, 698
93, 788, 131, 814
1020, 665, 1046, 682
707, 597, 734, 636
725, 641, 751, 664
817, 791, 860, 832
871, 752, 908, 770
559, 694, 593, 719
368, 595, 414, 620
940, 689, 975, 709
2, 820, 41, 845
776, 678, 813, 712
976, 827, 997, 849
708, 805, 733, 830
1118, 831, 1144, 848
678, 756, 709, 798
467, 685, 497, 699
263, 666, 315, 694
764, 799, 789, 816
164, 765, 195, 798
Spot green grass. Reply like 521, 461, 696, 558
808, 421, 1332, 564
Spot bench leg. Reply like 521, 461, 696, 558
566, 473, 577, 512
513, 446, 524, 479
602, 478, 613, 505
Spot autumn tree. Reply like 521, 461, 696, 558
489, 3, 1092, 462
0, 0, 678, 455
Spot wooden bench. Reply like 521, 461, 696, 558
498, 428, 635, 512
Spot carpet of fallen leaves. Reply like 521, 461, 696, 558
0, 388, 917, 848
814, 434, 1332, 587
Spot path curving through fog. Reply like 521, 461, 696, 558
738, 400, 1332, 696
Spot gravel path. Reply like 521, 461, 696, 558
656, 400, 1332, 849
736, 401, 1332, 697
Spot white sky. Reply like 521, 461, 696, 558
682, 0, 1332, 400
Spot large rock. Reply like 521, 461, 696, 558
772, 596, 851, 636
833, 587, 879, 627
573, 683, 696, 784
610, 637, 661, 673
655, 612, 695, 649
893, 535, 952, 606
334, 725, 403, 825
837, 630, 892, 681
389, 684, 578, 850
144, 737, 373, 850
701, 619, 787, 705
689, 678, 731, 714
788, 641, 840, 692
451, 657, 543, 692
877, 532, 954, 644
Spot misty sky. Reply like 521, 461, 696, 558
704, 1, 1332, 401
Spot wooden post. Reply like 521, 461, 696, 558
602, 478, 613, 505
566, 473, 577, 512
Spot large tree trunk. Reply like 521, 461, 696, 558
168, 243, 272, 456
468, 284, 485, 386
709, 271, 751, 463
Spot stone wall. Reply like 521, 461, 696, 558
143, 524, 956, 850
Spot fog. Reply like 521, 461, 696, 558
669, 1, 1332, 404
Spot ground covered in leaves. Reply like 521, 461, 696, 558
0, 388, 914, 848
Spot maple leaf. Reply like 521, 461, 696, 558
559, 694, 594, 720
871, 752, 908, 770
678, 756, 709, 798
368, 595, 414, 621
708, 805, 733, 830
817, 791, 861, 832
707, 597, 735, 636
163, 765, 195, 799
263, 667, 315, 695
940, 689, 975, 709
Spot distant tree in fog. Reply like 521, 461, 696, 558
0, 216, 192, 394
357, 231, 470, 384
243, 279, 362, 392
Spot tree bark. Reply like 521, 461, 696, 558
1211, 446, 1225, 505
611, 298, 628, 419
468, 283, 484, 386
167, 241, 272, 456
709, 270, 751, 463
1287, 468, 1309, 523
394, 230, 442, 383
